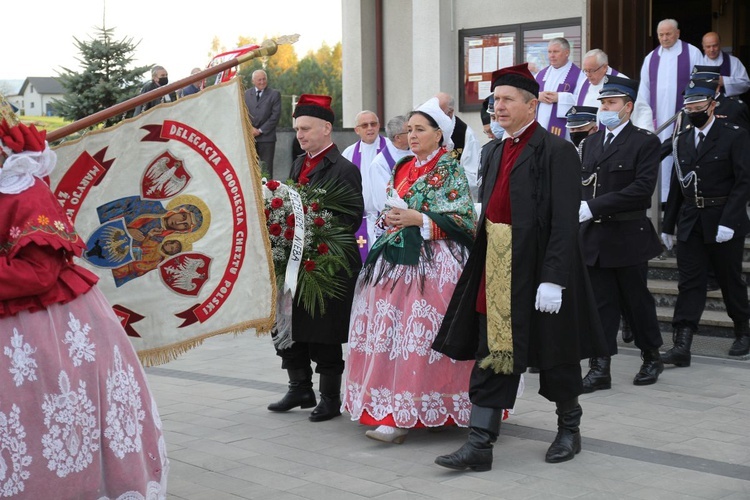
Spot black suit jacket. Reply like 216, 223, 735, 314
579, 122, 663, 267
663, 120, 750, 242
133, 80, 177, 116
244, 87, 282, 143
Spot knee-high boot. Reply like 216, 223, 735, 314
434, 405, 502, 472
267, 367, 316, 412
545, 398, 582, 463
309, 374, 342, 422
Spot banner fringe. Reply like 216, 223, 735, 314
138, 315, 275, 367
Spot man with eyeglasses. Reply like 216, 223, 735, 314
661, 78, 750, 361
365, 115, 411, 246
343, 110, 387, 260
574, 50, 623, 109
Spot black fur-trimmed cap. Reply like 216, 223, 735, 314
491, 63, 539, 98
293, 94, 334, 124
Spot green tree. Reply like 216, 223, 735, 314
236, 40, 343, 128
54, 26, 150, 128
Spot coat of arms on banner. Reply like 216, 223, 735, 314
51, 79, 275, 365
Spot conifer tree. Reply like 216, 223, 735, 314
55, 26, 150, 128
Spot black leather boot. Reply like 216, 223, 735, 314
582, 356, 611, 393
545, 398, 582, 463
728, 321, 750, 356
309, 374, 342, 422
268, 367, 316, 412
621, 316, 633, 343
633, 348, 664, 385
434, 405, 501, 472
660, 327, 694, 367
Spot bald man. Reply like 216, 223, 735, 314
700, 32, 750, 97
636, 18, 702, 202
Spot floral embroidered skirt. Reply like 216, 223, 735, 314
0, 287, 168, 499
342, 240, 474, 428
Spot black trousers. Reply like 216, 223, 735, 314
256, 141, 276, 178
587, 263, 662, 354
469, 315, 583, 409
673, 226, 750, 329
275, 341, 344, 376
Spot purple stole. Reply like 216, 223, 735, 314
576, 68, 620, 106
535, 63, 582, 137
648, 40, 692, 119
719, 52, 732, 76
351, 135, 386, 262
381, 145, 396, 169
351, 135, 386, 169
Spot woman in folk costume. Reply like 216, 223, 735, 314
341, 98, 480, 444
0, 103, 167, 499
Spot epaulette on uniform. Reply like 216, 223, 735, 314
722, 121, 741, 130
633, 126, 653, 135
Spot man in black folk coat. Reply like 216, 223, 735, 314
661, 79, 750, 361
433, 64, 605, 472
578, 76, 665, 393
266, 94, 364, 422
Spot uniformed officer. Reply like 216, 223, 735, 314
661, 78, 750, 362
567, 105, 635, 345
565, 105, 599, 150
692, 65, 750, 132
578, 75, 665, 392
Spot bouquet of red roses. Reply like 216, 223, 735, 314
262, 178, 359, 317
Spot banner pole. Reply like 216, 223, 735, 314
47, 35, 299, 143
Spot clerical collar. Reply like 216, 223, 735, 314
307, 143, 334, 159
502, 119, 535, 142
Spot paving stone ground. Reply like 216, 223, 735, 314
145, 331, 750, 500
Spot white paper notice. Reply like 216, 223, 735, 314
483, 46, 499, 72
498, 45, 514, 69
468, 48, 483, 74
478, 81, 492, 99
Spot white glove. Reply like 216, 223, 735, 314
578, 201, 593, 222
716, 225, 734, 243
535, 282, 563, 314
661, 233, 674, 251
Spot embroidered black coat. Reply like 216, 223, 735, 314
432, 125, 605, 372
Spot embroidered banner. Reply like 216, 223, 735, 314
51, 79, 275, 366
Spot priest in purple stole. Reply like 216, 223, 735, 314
342, 110, 388, 261
535, 37, 582, 141
636, 18, 702, 202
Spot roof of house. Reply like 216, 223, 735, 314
19, 77, 64, 95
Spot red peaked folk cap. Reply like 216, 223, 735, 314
491, 63, 540, 98
293, 94, 335, 124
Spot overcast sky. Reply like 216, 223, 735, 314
2, 0, 342, 82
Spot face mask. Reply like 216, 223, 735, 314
490, 121, 505, 139
686, 108, 710, 128
158, 76, 169, 86
570, 130, 590, 147
598, 109, 623, 129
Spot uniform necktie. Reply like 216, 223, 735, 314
697, 132, 705, 154
603, 132, 614, 150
